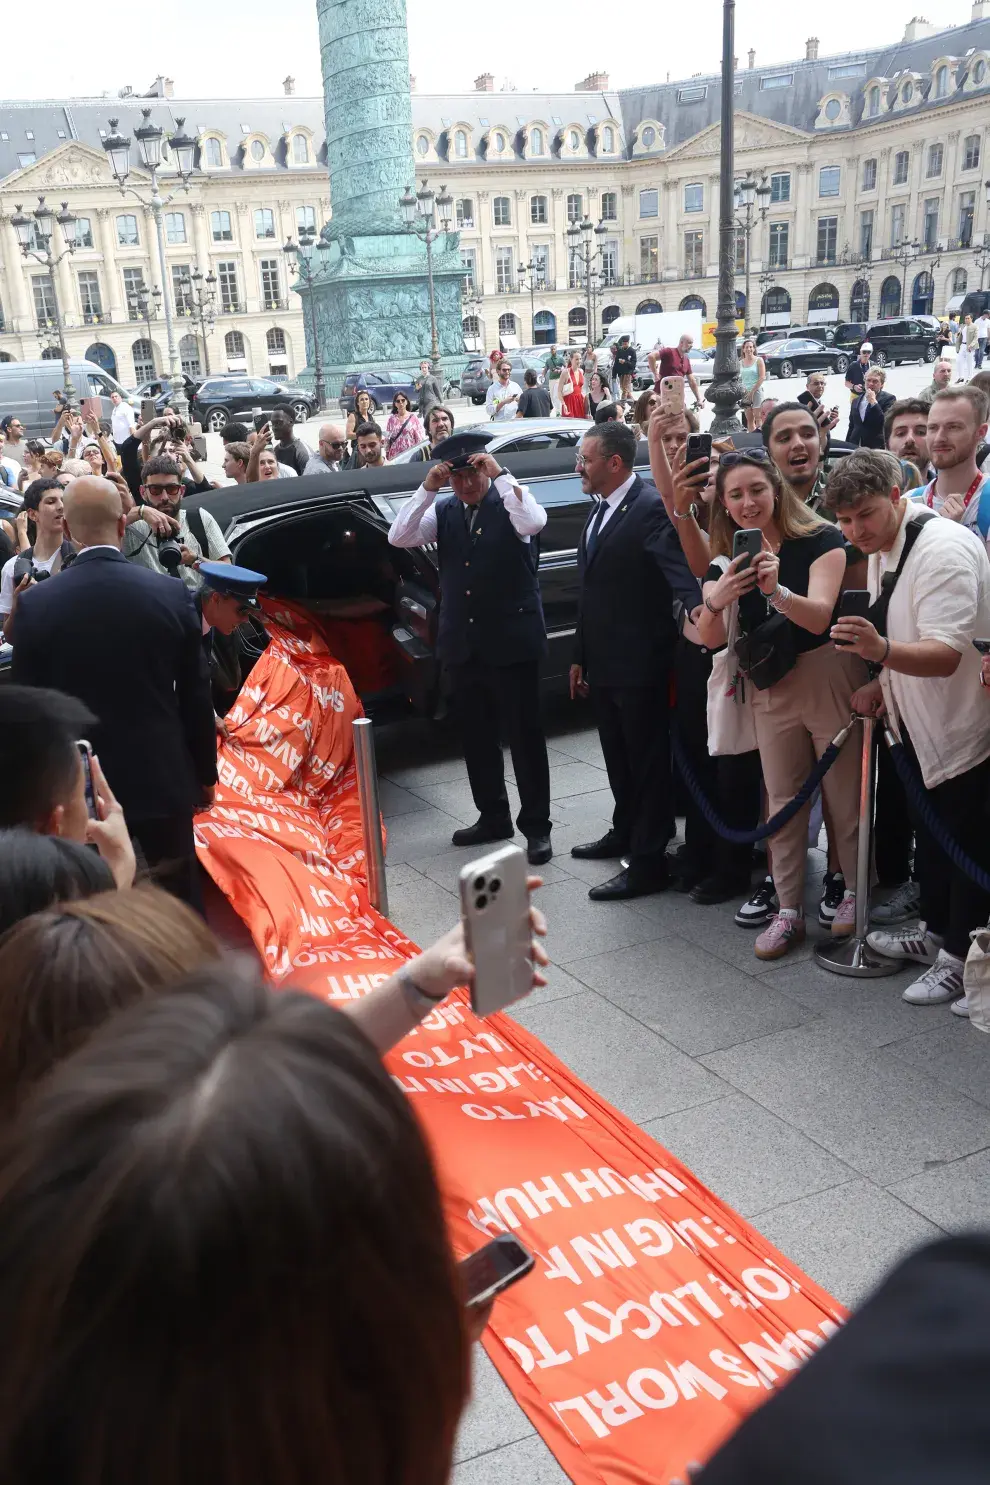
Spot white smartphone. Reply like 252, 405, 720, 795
459, 844, 533, 1017
659, 375, 686, 413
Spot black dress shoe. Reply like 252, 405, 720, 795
690, 872, 753, 906
570, 831, 628, 861
527, 836, 553, 866
588, 868, 670, 901
451, 819, 514, 848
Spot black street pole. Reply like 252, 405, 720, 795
708, 0, 743, 435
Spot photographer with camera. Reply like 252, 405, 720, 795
0, 478, 76, 643
122, 454, 230, 591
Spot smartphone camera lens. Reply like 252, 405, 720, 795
475, 894, 488, 910
489, 877, 501, 894
473, 875, 486, 892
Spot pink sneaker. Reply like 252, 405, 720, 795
754, 910, 806, 961
831, 892, 857, 938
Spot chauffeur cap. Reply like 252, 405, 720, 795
429, 429, 493, 470
198, 561, 267, 609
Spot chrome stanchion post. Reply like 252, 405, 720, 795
352, 717, 389, 917
815, 713, 900, 977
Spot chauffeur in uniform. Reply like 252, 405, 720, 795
197, 561, 270, 722
388, 430, 553, 864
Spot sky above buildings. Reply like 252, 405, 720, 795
1, 0, 976, 101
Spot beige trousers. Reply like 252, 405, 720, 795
750, 643, 867, 909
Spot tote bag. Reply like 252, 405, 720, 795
705, 557, 758, 756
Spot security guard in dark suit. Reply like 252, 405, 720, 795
197, 561, 270, 721
388, 430, 553, 864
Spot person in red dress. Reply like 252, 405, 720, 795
559, 351, 586, 419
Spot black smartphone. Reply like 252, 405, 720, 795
732, 527, 763, 571
972, 638, 990, 655
76, 739, 98, 819
834, 589, 871, 645
805, 393, 822, 413
686, 432, 712, 475
459, 1235, 535, 1309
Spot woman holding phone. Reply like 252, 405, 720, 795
696, 450, 864, 959
739, 338, 766, 431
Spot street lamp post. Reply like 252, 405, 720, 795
398, 180, 454, 374
887, 238, 933, 317
283, 229, 329, 410
733, 171, 771, 335
189, 267, 217, 375
11, 197, 79, 408
127, 282, 162, 364
517, 261, 539, 342
566, 216, 608, 346
975, 180, 990, 290
102, 110, 197, 418
708, 0, 745, 435
758, 269, 776, 331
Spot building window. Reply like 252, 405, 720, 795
952, 266, 968, 294
530, 195, 548, 225
568, 246, 584, 290
493, 196, 511, 227
291, 134, 309, 164
642, 124, 657, 148
760, 72, 793, 89
964, 134, 981, 170
568, 129, 580, 149
530, 126, 544, 154
816, 216, 838, 265
454, 129, 468, 157
901, 81, 914, 104
131, 339, 155, 381
531, 244, 549, 285
639, 187, 659, 218
867, 86, 880, 116
862, 159, 877, 191
203, 137, 223, 167
495, 245, 513, 292
32, 275, 56, 327
249, 139, 265, 161
640, 235, 659, 281
17, 152, 36, 168
216, 261, 240, 313
768, 221, 789, 268
77, 270, 103, 320
600, 240, 618, 286
260, 259, 281, 309
934, 65, 948, 98
975, 59, 988, 86
566, 193, 583, 223
890, 202, 906, 245
959, 191, 976, 247
498, 311, 517, 338
850, 278, 870, 320
460, 248, 476, 291
684, 182, 704, 213
893, 150, 909, 185
818, 166, 840, 198
224, 329, 246, 362
824, 99, 842, 122
455, 198, 474, 228
463, 314, 481, 339
296, 205, 316, 236
163, 211, 186, 245
769, 172, 791, 204
179, 333, 201, 377
116, 213, 139, 246
74, 216, 93, 249
254, 207, 276, 239
211, 210, 233, 243
926, 143, 944, 178
684, 229, 704, 275
416, 134, 429, 157
922, 198, 939, 250
677, 86, 707, 104
600, 191, 617, 221
733, 228, 746, 273
602, 125, 614, 152
171, 264, 192, 314
859, 209, 874, 258
267, 325, 287, 360
122, 267, 145, 317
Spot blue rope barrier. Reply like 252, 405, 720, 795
884, 732, 990, 894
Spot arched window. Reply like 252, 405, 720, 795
203, 137, 223, 167
912, 271, 934, 315
975, 58, 987, 86
86, 342, 118, 378
762, 286, 791, 325
952, 266, 968, 295
530, 127, 544, 155
808, 282, 839, 315
497, 312, 517, 337
735, 290, 746, 318
867, 86, 880, 116
462, 314, 481, 338
824, 98, 842, 122
267, 327, 287, 354
250, 139, 265, 161
0, 352, 13, 362
850, 279, 870, 322
642, 124, 656, 148
934, 65, 948, 98
416, 134, 430, 156
225, 329, 246, 360
679, 294, 707, 314
901, 81, 914, 104
530, 195, 548, 225
454, 129, 468, 158
636, 299, 663, 314
292, 133, 309, 164
602, 125, 614, 152
40, 346, 61, 360
533, 309, 557, 344
569, 129, 580, 149
879, 275, 901, 318
566, 193, 583, 223
179, 333, 201, 377
568, 306, 587, 327
601, 304, 622, 326
131, 338, 155, 381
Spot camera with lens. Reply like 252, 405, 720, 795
156, 534, 184, 576
12, 554, 51, 585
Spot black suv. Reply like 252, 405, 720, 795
863, 319, 941, 367
188, 376, 316, 433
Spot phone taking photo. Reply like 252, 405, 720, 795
972, 638, 990, 655
76, 739, 98, 819
659, 375, 685, 414
459, 844, 532, 1018
732, 527, 763, 572
686, 432, 712, 477
460, 1235, 535, 1309
835, 589, 871, 645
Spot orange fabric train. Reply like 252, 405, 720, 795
196, 600, 846, 1485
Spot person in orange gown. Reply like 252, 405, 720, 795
559, 351, 586, 419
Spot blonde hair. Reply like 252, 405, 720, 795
709, 455, 826, 558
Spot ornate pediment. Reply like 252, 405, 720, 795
665, 111, 810, 159
2, 141, 150, 191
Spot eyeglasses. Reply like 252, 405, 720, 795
322, 439, 346, 449
719, 449, 771, 471
145, 482, 184, 497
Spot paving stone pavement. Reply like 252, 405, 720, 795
373, 696, 990, 1482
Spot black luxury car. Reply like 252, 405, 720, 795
187, 376, 317, 432
762, 339, 851, 378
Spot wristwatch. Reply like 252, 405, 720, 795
398, 964, 445, 1013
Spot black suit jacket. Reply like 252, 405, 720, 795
574, 474, 699, 688
847, 387, 896, 449
12, 547, 217, 821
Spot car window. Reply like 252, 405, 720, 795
552, 431, 581, 447
250, 379, 279, 395
531, 473, 591, 509
86, 373, 114, 396
499, 435, 555, 454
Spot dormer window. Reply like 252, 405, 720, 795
416, 134, 429, 156
454, 129, 468, 157
530, 126, 544, 154
203, 137, 223, 167
824, 98, 841, 121
250, 139, 265, 161
934, 65, 948, 98
902, 80, 914, 103
867, 86, 880, 116
974, 58, 987, 85
569, 128, 579, 149
642, 125, 656, 148
292, 134, 309, 164
492, 131, 505, 152
602, 124, 614, 152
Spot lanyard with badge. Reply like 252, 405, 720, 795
924, 473, 984, 510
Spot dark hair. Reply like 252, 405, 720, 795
428, 405, 454, 434
883, 397, 930, 445
593, 400, 620, 423
0, 414, 20, 435
523, 369, 538, 387
0, 829, 113, 940
140, 454, 182, 481
355, 420, 382, 441
0, 688, 95, 831
0, 963, 469, 1485
824, 449, 904, 513
632, 388, 657, 429
760, 399, 819, 450
20, 476, 63, 516
0, 884, 220, 1117
584, 420, 637, 468
391, 391, 412, 413
969, 369, 990, 407
270, 409, 293, 431
25, 439, 46, 457
221, 421, 250, 444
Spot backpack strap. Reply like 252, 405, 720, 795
869, 510, 938, 637
185, 505, 211, 556
977, 478, 990, 539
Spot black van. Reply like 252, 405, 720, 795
961, 291, 990, 320
864, 318, 941, 367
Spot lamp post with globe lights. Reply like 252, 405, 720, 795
189, 267, 217, 375
708, 0, 745, 435
11, 197, 79, 407
566, 215, 609, 344
283, 227, 329, 409
102, 110, 198, 417
734, 171, 771, 334
398, 180, 454, 374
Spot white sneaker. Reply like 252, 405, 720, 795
950, 993, 971, 1018
902, 951, 965, 1006
867, 922, 944, 965
869, 880, 921, 926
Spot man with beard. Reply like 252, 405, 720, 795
919, 359, 952, 406
122, 454, 231, 590
884, 399, 934, 482
408, 405, 456, 461
921, 386, 990, 556
760, 401, 835, 510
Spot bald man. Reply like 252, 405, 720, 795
12, 476, 217, 909
303, 423, 349, 474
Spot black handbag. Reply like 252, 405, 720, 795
733, 611, 797, 691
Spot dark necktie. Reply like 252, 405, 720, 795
585, 499, 607, 559
465, 504, 478, 535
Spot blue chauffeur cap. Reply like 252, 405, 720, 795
430, 429, 493, 469
198, 561, 267, 608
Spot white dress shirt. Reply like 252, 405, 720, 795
110, 401, 136, 443
388, 472, 547, 547
485, 380, 522, 421
588, 471, 638, 541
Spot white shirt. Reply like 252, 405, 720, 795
0, 547, 61, 622
387, 472, 547, 548
588, 472, 637, 542
485, 380, 522, 421
122, 505, 231, 590
978, 317, 990, 343
110, 400, 136, 443
870, 500, 990, 788
919, 474, 990, 561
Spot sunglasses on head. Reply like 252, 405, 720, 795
719, 448, 771, 470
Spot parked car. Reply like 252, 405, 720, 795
135, 374, 200, 403
831, 322, 870, 352
187, 376, 316, 433
459, 354, 547, 405
389, 417, 594, 464
961, 291, 990, 320
762, 339, 850, 378
755, 328, 787, 346
339, 369, 423, 416
863, 318, 941, 367
0, 359, 140, 438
